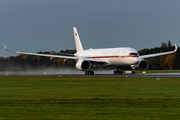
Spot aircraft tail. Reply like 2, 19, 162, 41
73, 27, 83, 52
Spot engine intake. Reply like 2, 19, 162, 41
136, 59, 148, 71
76, 60, 91, 71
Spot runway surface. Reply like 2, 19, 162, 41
1, 73, 180, 78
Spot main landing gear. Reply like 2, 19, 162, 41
85, 64, 94, 75
85, 70, 94, 75
131, 70, 135, 75
85, 65, 136, 75
113, 66, 136, 75
114, 66, 123, 75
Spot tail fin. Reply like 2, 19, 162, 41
73, 27, 83, 52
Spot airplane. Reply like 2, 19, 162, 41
4, 27, 177, 75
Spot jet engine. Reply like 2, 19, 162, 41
76, 59, 91, 71
136, 59, 148, 71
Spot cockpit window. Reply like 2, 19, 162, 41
129, 53, 139, 56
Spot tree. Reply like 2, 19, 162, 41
161, 42, 167, 48
168, 40, 172, 48
164, 53, 176, 70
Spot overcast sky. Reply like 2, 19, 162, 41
1, 0, 180, 57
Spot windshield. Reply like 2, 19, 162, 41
129, 53, 139, 56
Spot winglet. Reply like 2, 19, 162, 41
3, 44, 8, 50
174, 44, 177, 51
3, 44, 16, 53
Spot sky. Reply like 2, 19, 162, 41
1, 0, 180, 58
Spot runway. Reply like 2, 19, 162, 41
1, 73, 180, 78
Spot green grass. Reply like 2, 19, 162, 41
1, 76, 180, 119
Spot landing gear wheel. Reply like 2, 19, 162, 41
85, 71, 89, 75
114, 66, 123, 75
119, 71, 123, 75
85, 71, 94, 75
114, 70, 123, 75
131, 71, 135, 75
114, 71, 117, 75
90, 71, 94, 75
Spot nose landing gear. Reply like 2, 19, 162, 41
131, 65, 136, 75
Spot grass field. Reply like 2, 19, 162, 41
1, 76, 180, 119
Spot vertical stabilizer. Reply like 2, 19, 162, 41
73, 27, 83, 52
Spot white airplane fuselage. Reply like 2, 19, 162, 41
75, 47, 140, 66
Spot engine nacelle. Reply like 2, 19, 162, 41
136, 59, 148, 71
76, 60, 91, 71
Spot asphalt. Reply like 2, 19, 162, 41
1, 73, 180, 78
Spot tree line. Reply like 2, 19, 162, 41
0, 41, 179, 71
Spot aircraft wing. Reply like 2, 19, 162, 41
3, 44, 106, 63
50, 52, 75, 56
140, 44, 177, 59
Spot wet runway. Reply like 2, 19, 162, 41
1, 73, 180, 78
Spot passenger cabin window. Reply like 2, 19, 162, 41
129, 53, 139, 56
